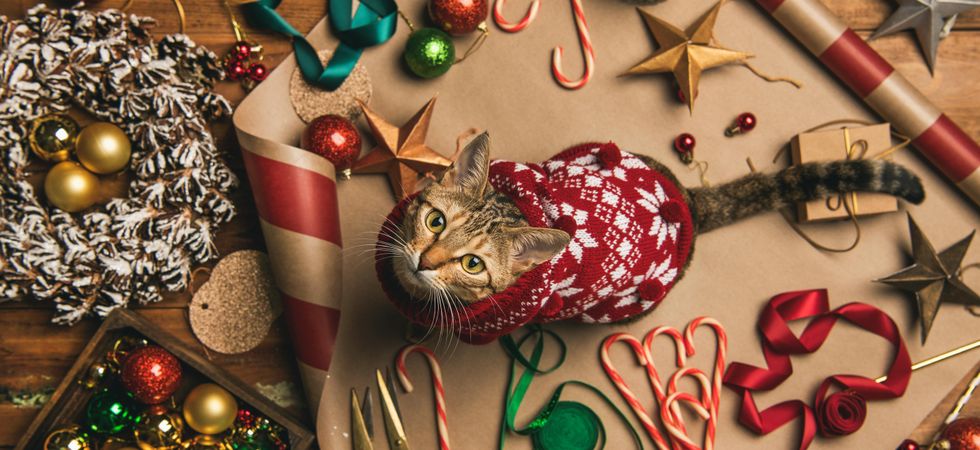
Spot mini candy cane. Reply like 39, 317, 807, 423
643, 326, 689, 450
683, 317, 728, 420
493, 0, 539, 32
493, 0, 596, 90
601, 333, 671, 450
396, 344, 450, 450
662, 392, 712, 450
665, 367, 715, 450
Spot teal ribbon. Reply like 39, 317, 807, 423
241, 0, 397, 91
498, 326, 644, 450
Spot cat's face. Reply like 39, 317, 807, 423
384, 133, 570, 307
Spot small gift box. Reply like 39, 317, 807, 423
790, 123, 898, 223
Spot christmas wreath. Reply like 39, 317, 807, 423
0, 5, 237, 324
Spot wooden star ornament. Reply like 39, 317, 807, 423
876, 214, 980, 344
622, 1, 753, 114
351, 97, 453, 199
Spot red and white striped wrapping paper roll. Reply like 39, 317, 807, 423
756, 0, 980, 207
233, 124, 344, 419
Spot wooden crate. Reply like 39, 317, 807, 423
15, 309, 315, 449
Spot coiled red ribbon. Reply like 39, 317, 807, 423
722, 289, 912, 449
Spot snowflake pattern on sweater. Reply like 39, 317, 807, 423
378, 143, 695, 344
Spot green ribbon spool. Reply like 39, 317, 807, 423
532, 401, 601, 450
241, 0, 397, 91
498, 327, 643, 450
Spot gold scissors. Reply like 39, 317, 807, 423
351, 369, 411, 450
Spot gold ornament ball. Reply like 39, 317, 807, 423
134, 408, 184, 450
181, 434, 233, 449
44, 426, 92, 450
75, 122, 131, 174
29, 114, 80, 162
44, 161, 100, 212
182, 383, 238, 435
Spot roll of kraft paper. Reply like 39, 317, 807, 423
755, 0, 980, 208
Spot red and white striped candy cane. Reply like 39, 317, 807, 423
396, 344, 450, 450
683, 317, 728, 421
662, 391, 712, 450
665, 367, 715, 450
493, 0, 539, 32
493, 0, 596, 90
642, 326, 689, 450
600, 333, 671, 450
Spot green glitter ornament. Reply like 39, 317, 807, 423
531, 401, 600, 450
404, 27, 455, 79
85, 388, 137, 434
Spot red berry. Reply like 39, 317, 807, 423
225, 59, 247, 81
736, 112, 757, 132
248, 63, 268, 82
232, 41, 252, 60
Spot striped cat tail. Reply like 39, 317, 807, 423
689, 159, 925, 233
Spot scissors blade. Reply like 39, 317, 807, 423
377, 369, 410, 450
362, 387, 374, 439
350, 388, 374, 450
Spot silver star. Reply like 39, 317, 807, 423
870, 0, 980, 73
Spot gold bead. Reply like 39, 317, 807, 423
134, 408, 184, 450
43, 426, 92, 450
76, 122, 131, 174
182, 383, 237, 435
29, 114, 80, 162
180, 434, 233, 450
44, 161, 99, 213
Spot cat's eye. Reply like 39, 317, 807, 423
425, 209, 446, 233
460, 254, 485, 274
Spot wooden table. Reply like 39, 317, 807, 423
0, 0, 977, 447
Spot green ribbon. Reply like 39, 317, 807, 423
241, 0, 397, 91
499, 327, 644, 450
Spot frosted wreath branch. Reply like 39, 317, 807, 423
0, 4, 236, 324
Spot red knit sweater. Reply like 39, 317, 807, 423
377, 143, 695, 344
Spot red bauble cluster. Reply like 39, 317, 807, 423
121, 345, 182, 404
225, 40, 268, 84
428, 0, 488, 35
301, 115, 362, 172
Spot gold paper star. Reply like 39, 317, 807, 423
622, 1, 753, 113
352, 97, 453, 199
876, 214, 980, 344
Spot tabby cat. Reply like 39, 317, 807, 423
378, 132, 924, 343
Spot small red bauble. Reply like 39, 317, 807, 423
673, 133, 696, 163
232, 41, 252, 60
121, 345, 182, 404
941, 417, 980, 450
726, 112, 757, 136
225, 59, 247, 81
301, 115, 362, 172
428, 0, 489, 35
248, 63, 268, 82
896, 439, 920, 450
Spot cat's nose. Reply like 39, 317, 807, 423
417, 255, 436, 271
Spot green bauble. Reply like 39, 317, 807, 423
404, 27, 455, 79
85, 388, 137, 435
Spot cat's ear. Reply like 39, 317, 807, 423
440, 131, 491, 195
507, 227, 571, 274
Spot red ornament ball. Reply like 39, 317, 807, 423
301, 115, 362, 171
428, 0, 488, 35
673, 133, 696, 160
941, 417, 980, 450
232, 41, 252, 60
121, 346, 182, 405
225, 58, 247, 81
248, 63, 268, 82
736, 112, 757, 132
896, 439, 920, 450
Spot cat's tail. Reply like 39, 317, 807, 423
689, 159, 925, 233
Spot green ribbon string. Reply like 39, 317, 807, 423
498, 326, 644, 450
240, 0, 397, 91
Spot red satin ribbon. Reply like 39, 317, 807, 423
722, 289, 912, 449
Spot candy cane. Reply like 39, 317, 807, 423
662, 392, 712, 450
683, 317, 727, 420
396, 344, 450, 450
493, 0, 539, 32
642, 326, 689, 450
600, 333, 671, 450
665, 368, 715, 450
493, 0, 595, 90
551, 0, 595, 90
